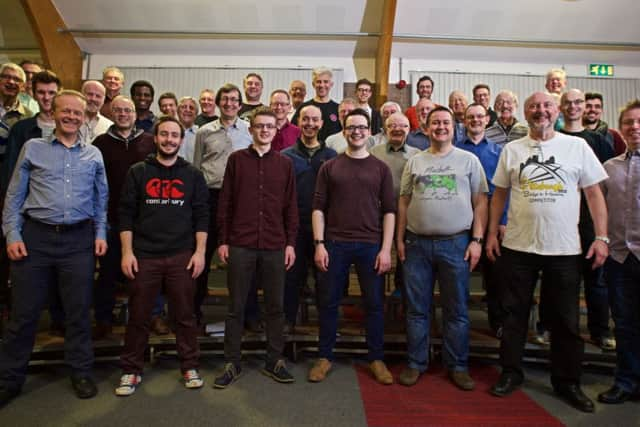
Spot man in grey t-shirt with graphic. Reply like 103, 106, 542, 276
396, 106, 488, 390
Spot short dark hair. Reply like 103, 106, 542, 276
215, 83, 243, 106
130, 80, 155, 98
585, 92, 604, 104
619, 99, 640, 129
427, 105, 454, 125
344, 108, 371, 129
417, 75, 434, 89
19, 59, 41, 68
249, 106, 277, 126
355, 78, 373, 89
472, 83, 490, 97
158, 92, 178, 107
464, 102, 488, 116
32, 70, 61, 91
153, 115, 185, 139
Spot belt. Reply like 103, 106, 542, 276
26, 216, 93, 233
412, 230, 469, 241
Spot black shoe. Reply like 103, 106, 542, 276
0, 388, 20, 408
490, 373, 523, 397
71, 376, 98, 399
213, 363, 242, 389
554, 384, 595, 413
245, 319, 264, 334
598, 385, 633, 404
262, 359, 295, 383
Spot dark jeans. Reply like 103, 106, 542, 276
284, 228, 316, 324
604, 254, 640, 393
195, 189, 259, 325
483, 250, 506, 332
224, 246, 285, 365
120, 251, 199, 374
0, 218, 95, 392
317, 241, 385, 362
499, 247, 583, 385
580, 235, 612, 340
403, 232, 470, 372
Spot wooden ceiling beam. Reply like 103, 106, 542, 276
20, 0, 83, 90
374, 0, 397, 107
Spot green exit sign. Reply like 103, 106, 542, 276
589, 64, 614, 77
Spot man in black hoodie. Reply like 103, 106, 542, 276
116, 115, 209, 396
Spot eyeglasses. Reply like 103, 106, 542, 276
112, 107, 134, 114
345, 125, 369, 132
0, 74, 23, 83
356, 88, 371, 93
387, 123, 409, 129
253, 123, 277, 130
220, 96, 240, 103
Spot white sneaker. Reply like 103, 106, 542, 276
115, 373, 142, 396
183, 369, 204, 389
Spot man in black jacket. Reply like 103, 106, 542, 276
115, 116, 209, 396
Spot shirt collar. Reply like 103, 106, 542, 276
625, 149, 640, 159
49, 130, 85, 148
386, 141, 407, 152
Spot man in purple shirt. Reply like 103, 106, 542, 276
598, 99, 640, 404
269, 89, 300, 152
213, 107, 298, 389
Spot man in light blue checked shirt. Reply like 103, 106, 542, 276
0, 89, 108, 408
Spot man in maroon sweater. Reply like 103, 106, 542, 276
92, 95, 155, 338
214, 107, 298, 388
309, 109, 396, 385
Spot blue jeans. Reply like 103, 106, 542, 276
402, 231, 470, 372
604, 255, 640, 393
317, 241, 385, 361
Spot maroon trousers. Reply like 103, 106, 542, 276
120, 251, 199, 374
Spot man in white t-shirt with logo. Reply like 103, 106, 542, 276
486, 92, 609, 413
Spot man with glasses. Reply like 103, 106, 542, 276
472, 84, 497, 128
193, 83, 253, 329
213, 107, 298, 388
309, 109, 396, 385
397, 106, 488, 390
269, 89, 300, 152
287, 80, 307, 121
1, 63, 34, 161
354, 79, 382, 133
558, 89, 615, 351
486, 92, 609, 413
177, 96, 199, 163
456, 103, 507, 337
92, 96, 155, 339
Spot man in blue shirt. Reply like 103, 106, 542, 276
0, 90, 108, 407
456, 103, 507, 336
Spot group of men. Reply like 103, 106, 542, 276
0, 61, 638, 416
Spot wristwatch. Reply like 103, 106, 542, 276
314, 240, 325, 246
594, 236, 610, 245
470, 237, 484, 244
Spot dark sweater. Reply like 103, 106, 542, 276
119, 154, 209, 258
281, 139, 337, 231
93, 127, 155, 225
313, 153, 396, 244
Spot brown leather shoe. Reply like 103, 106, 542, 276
398, 367, 422, 386
93, 322, 113, 340
370, 360, 393, 385
449, 370, 475, 391
308, 358, 332, 382
150, 316, 170, 335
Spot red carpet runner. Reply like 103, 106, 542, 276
356, 362, 564, 427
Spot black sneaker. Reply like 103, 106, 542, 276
262, 359, 295, 383
213, 363, 241, 389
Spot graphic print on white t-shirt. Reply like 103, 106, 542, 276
518, 142, 567, 204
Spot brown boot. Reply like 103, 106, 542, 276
398, 367, 422, 386
308, 358, 332, 382
150, 316, 170, 335
370, 360, 393, 385
449, 370, 475, 391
